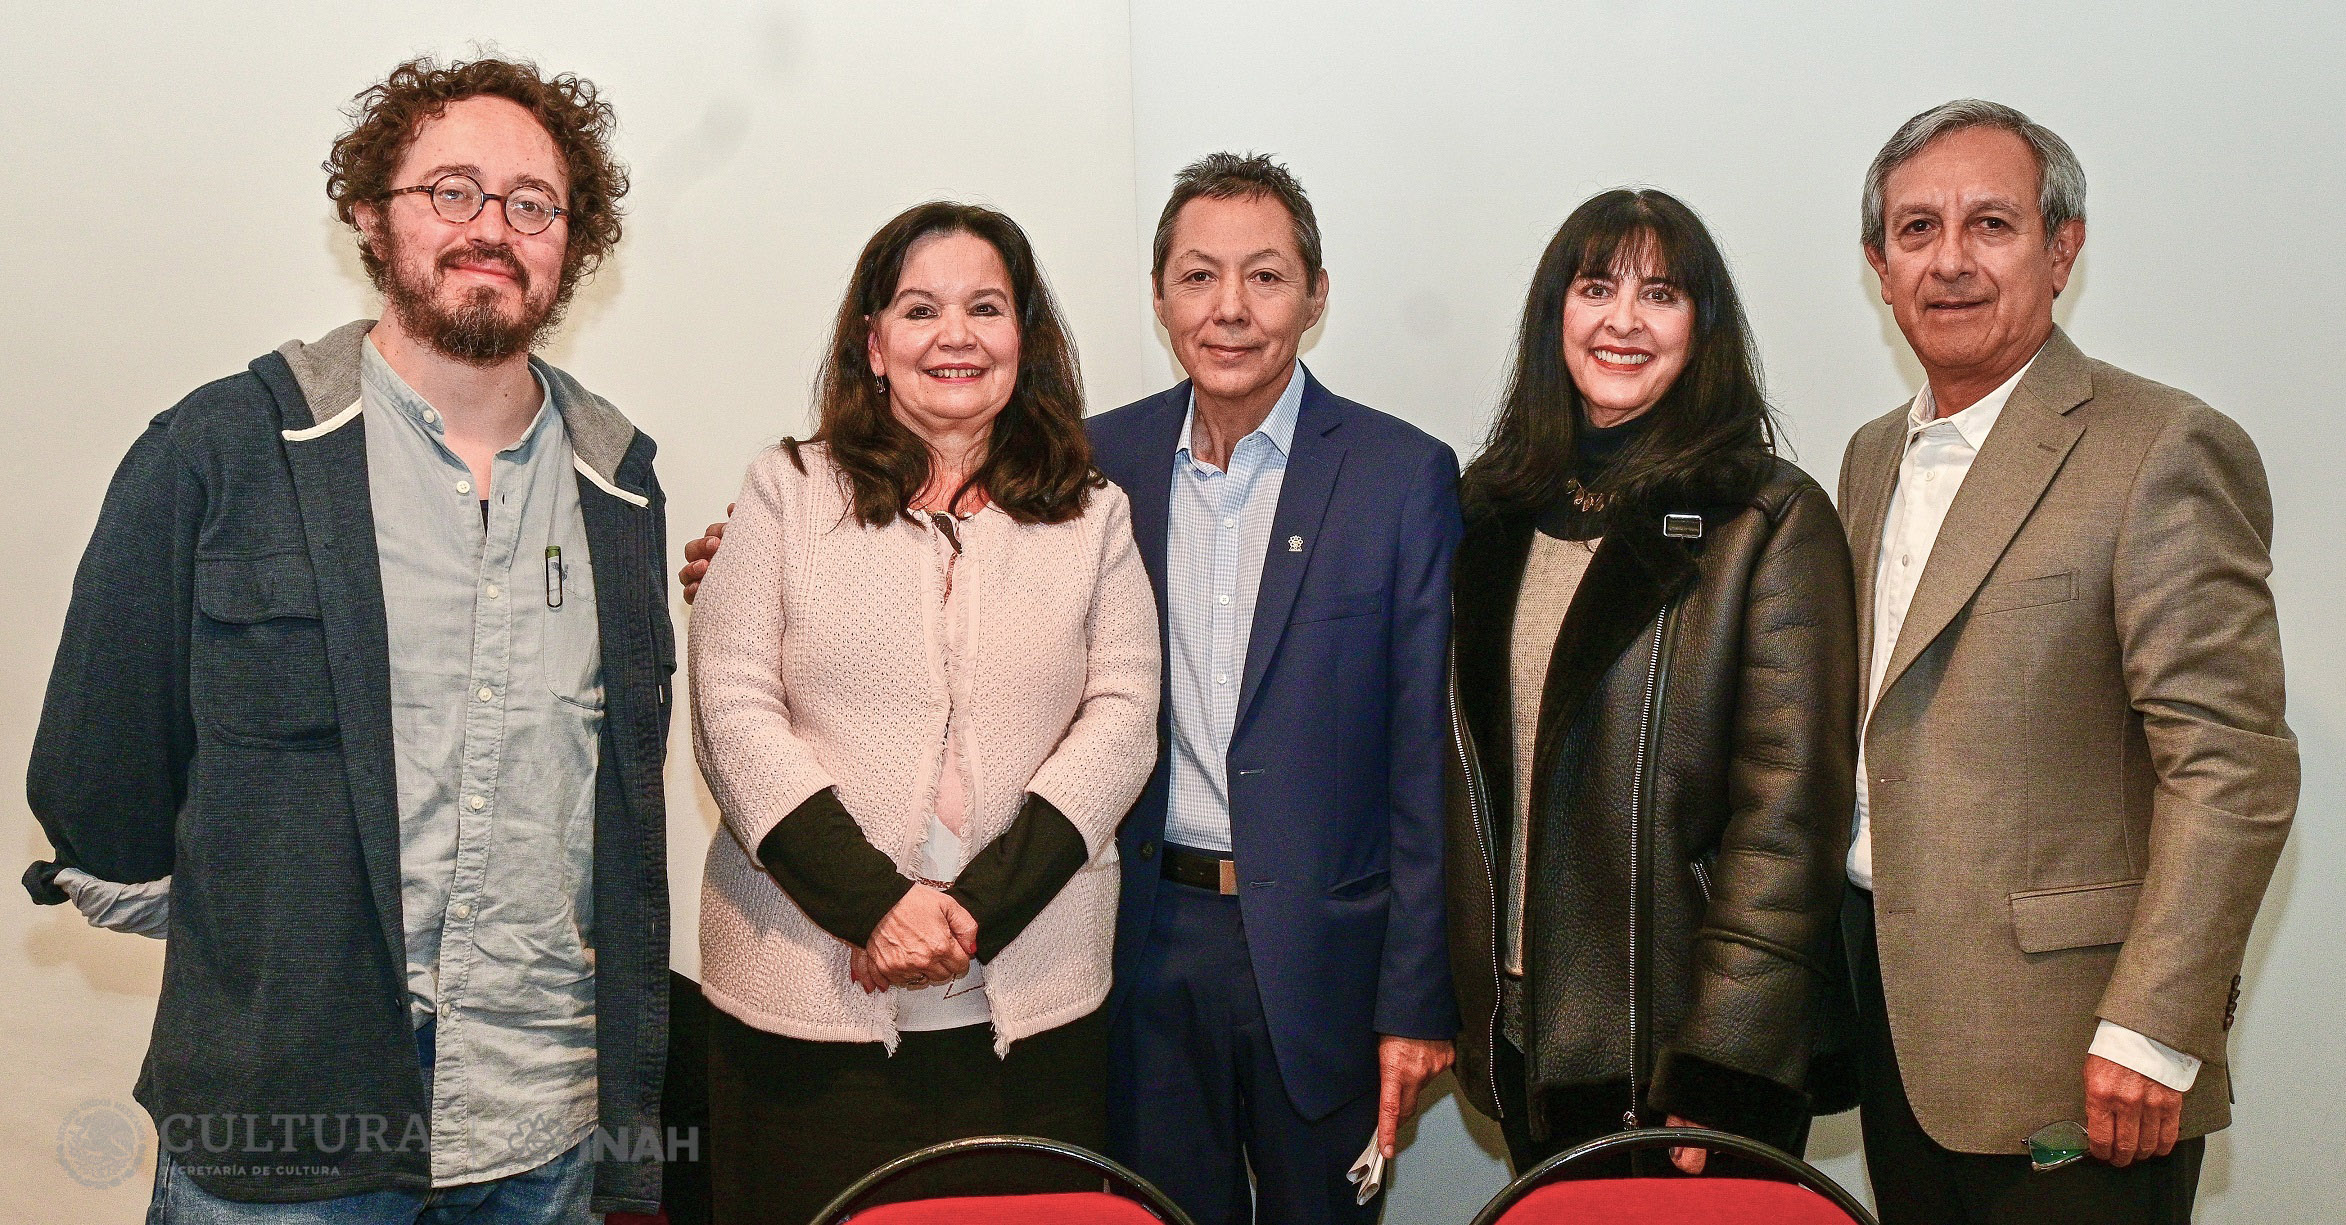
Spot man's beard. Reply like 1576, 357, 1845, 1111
377, 232, 571, 366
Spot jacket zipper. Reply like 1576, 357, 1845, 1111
1447, 637, 1504, 1118
1624, 602, 1677, 1129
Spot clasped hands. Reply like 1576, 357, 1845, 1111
848, 884, 979, 994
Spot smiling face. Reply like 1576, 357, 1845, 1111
866, 229, 1022, 446
1154, 193, 1328, 414
1560, 240, 1694, 428
1866, 125, 2083, 409
356, 95, 572, 364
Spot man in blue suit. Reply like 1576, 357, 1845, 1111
1091, 153, 1461, 1225
676, 154, 1459, 1224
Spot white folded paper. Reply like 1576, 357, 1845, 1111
1345, 1137, 1386, 1205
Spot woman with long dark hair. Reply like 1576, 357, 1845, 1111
1443, 189, 1858, 1175
689, 201, 1159, 1222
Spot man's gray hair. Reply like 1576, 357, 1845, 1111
1861, 99, 2086, 251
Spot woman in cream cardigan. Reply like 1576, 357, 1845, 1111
689, 201, 1159, 1222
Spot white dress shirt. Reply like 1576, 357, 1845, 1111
1852, 354, 2201, 1093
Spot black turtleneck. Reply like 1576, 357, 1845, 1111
1536, 408, 1656, 541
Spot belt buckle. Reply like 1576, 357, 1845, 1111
1218, 858, 1238, 895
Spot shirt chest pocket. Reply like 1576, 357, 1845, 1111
540, 547, 605, 713
192, 550, 339, 746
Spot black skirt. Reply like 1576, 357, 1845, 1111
707, 1004, 1108, 1224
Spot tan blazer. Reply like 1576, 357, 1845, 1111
1839, 328, 2296, 1154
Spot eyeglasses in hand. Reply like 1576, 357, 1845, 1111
2025, 1120, 2091, 1172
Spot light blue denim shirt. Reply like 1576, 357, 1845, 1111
360, 339, 601, 1184
1161, 364, 1304, 853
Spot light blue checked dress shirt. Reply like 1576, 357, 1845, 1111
1162, 365, 1305, 853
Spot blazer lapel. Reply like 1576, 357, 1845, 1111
1844, 413, 1907, 689
258, 353, 409, 982
1119, 384, 1188, 613
1877, 330, 2092, 698
1235, 375, 1346, 731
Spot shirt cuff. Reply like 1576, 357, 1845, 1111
55, 867, 173, 938
2090, 1019, 2201, 1092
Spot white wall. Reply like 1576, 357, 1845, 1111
1128, 2, 2346, 1220
5, 3, 2339, 1222
0, 3, 1142, 1219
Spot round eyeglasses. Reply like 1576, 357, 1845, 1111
384, 173, 567, 236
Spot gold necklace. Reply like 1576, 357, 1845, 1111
1564, 477, 1615, 514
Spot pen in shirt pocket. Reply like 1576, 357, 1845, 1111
546, 546, 564, 608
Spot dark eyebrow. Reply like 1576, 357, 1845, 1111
1887, 202, 1943, 229
416, 163, 564, 201
1574, 269, 1680, 289
1174, 248, 1292, 268
890, 285, 1011, 308
508, 173, 564, 199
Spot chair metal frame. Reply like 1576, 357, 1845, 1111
809, 1134, 1201, 1225
1467, 1125, 1878, 1225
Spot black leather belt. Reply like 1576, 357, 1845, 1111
1160, 844, 1238, 895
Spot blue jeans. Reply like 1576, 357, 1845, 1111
145, 1139, 594, 1225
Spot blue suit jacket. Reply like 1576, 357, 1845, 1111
1090, 369, 1463, 1120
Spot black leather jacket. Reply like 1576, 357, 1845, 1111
1444, 455, 1857, 1149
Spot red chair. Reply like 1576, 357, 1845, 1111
810, 1135, 1198, 1225
1469, 1127, 1877, 1225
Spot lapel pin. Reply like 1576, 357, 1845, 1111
1662, 513, 1703, 540
1287, 535, 1304, 553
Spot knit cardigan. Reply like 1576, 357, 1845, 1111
691, 443, 1161, 1054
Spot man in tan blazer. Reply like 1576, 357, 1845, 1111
1837, 99, 2296, 1224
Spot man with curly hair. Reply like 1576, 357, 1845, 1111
25, 55, 675, 1223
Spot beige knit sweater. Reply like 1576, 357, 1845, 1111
690, 443, 1161, 1054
